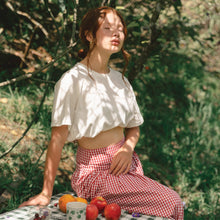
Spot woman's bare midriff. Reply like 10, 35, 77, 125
77, 126, 124, 149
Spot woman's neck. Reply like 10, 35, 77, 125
81, 50, 111, 74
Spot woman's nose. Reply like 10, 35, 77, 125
113, 30, 119, 37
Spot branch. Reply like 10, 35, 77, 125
5, 2, 49, 38
0, 41, 77, 159
43, 0, 61, 39
0, 42, 77, 87
70, 0, 79, 45
0, 87, 47, 159
0, 1, 79, 159
20, 26, 37, 69
31, 77, 56, 85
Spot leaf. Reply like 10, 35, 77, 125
116, 6, 125, 10
141, 40, 150, 44
58, 0, 66, 13
132, 31, 141, 37
127, 21, 140, 29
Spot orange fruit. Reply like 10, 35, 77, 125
58, 194, 76, 213
76, 197, 88, 204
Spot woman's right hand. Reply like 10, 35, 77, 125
18, 193, 50, 208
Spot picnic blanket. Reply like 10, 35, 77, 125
0, 192, 171, 220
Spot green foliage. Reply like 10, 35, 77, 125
133, 41, 220, 218
0, 0, 220, 218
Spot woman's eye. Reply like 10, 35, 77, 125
104, 27, 110, 29
118, 26, 124, 32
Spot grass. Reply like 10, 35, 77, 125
0, 85, 76, 212
132, 42, 220, 219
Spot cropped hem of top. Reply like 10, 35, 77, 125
51, 62, 144, 142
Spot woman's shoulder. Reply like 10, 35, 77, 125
60, 63, 88, 79
110, 67, 122, 77
109, 67, 131, 88
110, 67, 129, 80
55, 63, 89, 88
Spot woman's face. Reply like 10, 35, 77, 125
93, 11, 125, 55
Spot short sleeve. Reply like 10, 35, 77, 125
126, 80, 144, 128
51, 70, 79, 128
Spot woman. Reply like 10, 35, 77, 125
19, 6, 184, 219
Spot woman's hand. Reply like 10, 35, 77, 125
110, 127, 140, 176
19, 193, 50, 208
109, 144, 133, 176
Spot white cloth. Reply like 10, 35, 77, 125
51, 62, 144, 142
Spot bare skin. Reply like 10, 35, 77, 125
19, 11, 140, 208
19, 126, 140, 207
19, 125, 68, 207
78, 126, 140, 176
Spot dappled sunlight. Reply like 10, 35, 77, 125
71, 64, 134, 140
0, 0, 219, 218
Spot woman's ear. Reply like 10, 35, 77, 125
85, 31, 93, 43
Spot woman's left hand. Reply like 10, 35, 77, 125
109, 144, 133, 176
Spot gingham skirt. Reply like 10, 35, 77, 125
71, 139, 184, 220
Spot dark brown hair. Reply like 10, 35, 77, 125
78, 6, 130, 77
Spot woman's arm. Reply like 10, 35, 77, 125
19, 125, 68, 207
110, 126, 140, 176
124, 126, 140, 152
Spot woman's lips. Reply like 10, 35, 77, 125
111, 39, 120, 46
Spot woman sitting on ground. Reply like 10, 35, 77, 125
19, 6, 184, 220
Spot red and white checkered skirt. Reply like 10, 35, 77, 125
71, 139, 184, 220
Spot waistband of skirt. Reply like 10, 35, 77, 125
76, 138, 125, 165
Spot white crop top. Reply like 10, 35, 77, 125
51, 62, 144, 142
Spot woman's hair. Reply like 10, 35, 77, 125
78, 6, 130, 77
